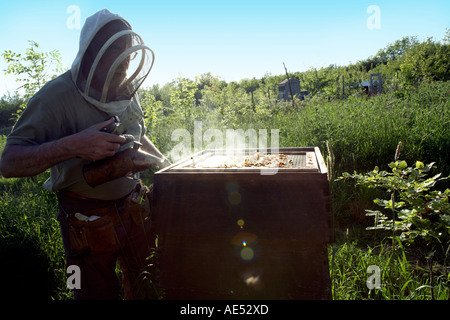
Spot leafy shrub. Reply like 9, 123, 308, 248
338, 158, 450, 261
0, 93, 25, 129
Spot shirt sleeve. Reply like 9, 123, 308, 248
5, 93, 66, 147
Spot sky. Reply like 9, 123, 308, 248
0, 0, 448, 96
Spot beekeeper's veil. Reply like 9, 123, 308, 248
71, 9, 154, 116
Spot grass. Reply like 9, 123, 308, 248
329, 239, 449, 300
269, 82, 450, 177
1, 81, 449, 299
0, 172, 71, 300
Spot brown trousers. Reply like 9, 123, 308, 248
57, 183, 156, 300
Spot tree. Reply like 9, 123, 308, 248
443, 28, 450, 45
376, 36, 419, 63
2, 40, 64, 121
239, 78, 260, 107
400, 37, 450, 83
138, 89, 163, 132
355, 36, 419, 73
194, 73, 226, 103
170, 77, 197, 127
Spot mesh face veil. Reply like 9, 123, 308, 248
72, 12, 154, 114
85, 30, 154, 103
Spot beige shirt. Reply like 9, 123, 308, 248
6, 70, 145, 200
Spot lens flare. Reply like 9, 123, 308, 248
240, 247, 254, 261
228, 191, 241, 205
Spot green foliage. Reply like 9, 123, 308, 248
0, 134, 6, 154
330, 241, 449, 300
0, 93, 25, 131
0, 171, 70, 299
2, 41, 64, 122
169, 77, 197, 123
338, 160, 450, 260
139, 89, 163, 131
400, 37, 450, 83
444, 28, 450, 45
239, 77, 260, 106
376, 36, 420, 64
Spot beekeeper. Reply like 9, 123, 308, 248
0, 9, 167, 299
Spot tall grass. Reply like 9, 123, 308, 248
0, 172, 70, 299
264, 82, 450, 178
330, 240, 449, 300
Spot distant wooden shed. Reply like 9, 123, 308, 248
361, 73, 383, 96
279, 78, 299, 101
279, 78, 309, 101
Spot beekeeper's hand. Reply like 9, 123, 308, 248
72, 118, 127, 161
0, 118, 126, 178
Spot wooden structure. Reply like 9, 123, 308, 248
152, 148, 333, 299
361, 73, 383, 95
370, 73, 382, 95
278, 78, 299, 101
278, 79, 310, 101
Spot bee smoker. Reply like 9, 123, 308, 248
82, 117, 168, 187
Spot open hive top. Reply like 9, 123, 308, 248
162, 148, 324, 173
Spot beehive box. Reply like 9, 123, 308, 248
152, 147, 333, 299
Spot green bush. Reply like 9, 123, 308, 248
0, 172, 70, 300
338, 158, 450, 263
0, 93, 25, 129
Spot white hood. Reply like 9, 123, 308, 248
71, 9, 154, 116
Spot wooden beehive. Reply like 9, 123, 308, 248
152, 147, 333, 299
